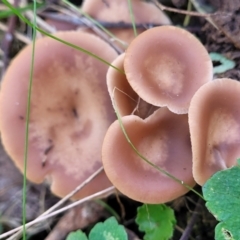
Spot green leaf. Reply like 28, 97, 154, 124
89, 217, 127, 240
66, 230, 88, 240
66, 217, 127, 240
136, 204, 176, 240
210, 52, 236, 74
203, 165, 240, 240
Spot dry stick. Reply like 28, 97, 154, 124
5, 167, 108, 240
24, 10, 56, 33
152, 0, 218, 30
38, 12, 164, 29
179, 198, 203, 240
151, 0, 211, 18
1, 186, 115, 240
114, 189, 126, 220
42, 167, 105, 216
49, 3, 127, 48
189, 0, 218, 29
78, 16, 122, 54
20, 0, 56, 34
0, 22, 31, 44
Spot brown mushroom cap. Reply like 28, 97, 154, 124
189, 78, 240, 185
102, 108, 195, 203
81, 0, 171, 46
0, 31, 118, 199
124, 26, 213, 114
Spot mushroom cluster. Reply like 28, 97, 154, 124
102, 25, 213, 203
104, 26, 240, 202
0, 0, 173, 202
2, 8, 237, 205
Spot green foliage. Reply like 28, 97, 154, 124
66, 217, 127, 240
203, 165, 240, 240
66, 230, 88, 240
89, 216, 127, 240
210, 52, 236, 74
136, 204, 176, 240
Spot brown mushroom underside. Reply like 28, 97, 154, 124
189, 78, 240, 185
102, 108, 195, 204
0, 31, 118, 199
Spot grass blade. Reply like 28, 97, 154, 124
127, 0, 137, 37
21, 0, 37, 239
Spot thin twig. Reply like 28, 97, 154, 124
0, 22, 31, 44
179, 198, 203, 240
61, 0, 124, 53
7, 166, 106, 240
0, 186, 115, 239
38, 12, 165, 29
151, 0, 211, 18
114, 189, 125, 220
25, 11, 56, 33
20, 0, 55, 33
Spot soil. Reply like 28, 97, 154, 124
0, 0, 240, 239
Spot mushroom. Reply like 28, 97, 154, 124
106, 53, 157, 118
81, 0, 171, 48
124, 26, 213, 114
189, 78, 240, 185
102, 108, 195, 203
0, 31, 118, 199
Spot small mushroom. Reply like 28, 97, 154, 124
102, 108, 195, 203
124, 26, 213, 114
0, 31, 118, 199
106, 53, 157, 118
81, 0, 171, 47
189, 78, 240, 185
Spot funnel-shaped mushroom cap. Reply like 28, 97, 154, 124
124, 26, 213, 114
81, 0, 171, 46
102, 108, 195, 203
107, 53, 156, 118
189, 78, 240, 185
0, 31, 118, 199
